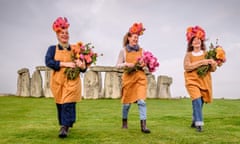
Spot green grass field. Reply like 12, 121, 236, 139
0, 96, 240, 144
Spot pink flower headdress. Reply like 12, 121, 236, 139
186, 25, 205, 42
129, 23, 145, 35
52, 17, 70, 33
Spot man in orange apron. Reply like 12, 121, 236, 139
45, 17, 86, 138
116, 23, 150, 133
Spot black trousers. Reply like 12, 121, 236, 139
56, 102, 76, 127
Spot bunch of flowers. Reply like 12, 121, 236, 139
125, 51, 159, 74
129, 23, 145, 35
64, 41, 99, 80
197, 40, 226, 77
186, 26, 205, 42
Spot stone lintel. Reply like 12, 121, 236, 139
36, 66, 52, 71
89, 66, 123, 72
17, 68, 29, 74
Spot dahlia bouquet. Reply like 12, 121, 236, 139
197, 39, 226, 77
125, 51, 159, 74
64, 41, 99, 80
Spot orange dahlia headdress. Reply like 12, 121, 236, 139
52, 17, 70, 33
186, 25, 205, 42
129, 22, 145, 35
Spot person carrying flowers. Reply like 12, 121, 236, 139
183, 26, 217, 132
45, 17, 87, 138
116, 23, 158, 133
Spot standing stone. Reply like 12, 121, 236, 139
146, 74, 157, 98
104, 72, 121, 99
36, 66, 53, 98
83, 70, 100, 99
43, 70, 53, 98
157, 75, 173, 98
30, 70, 43, 97
97, 72, 104, 98
16, 68, 31, 97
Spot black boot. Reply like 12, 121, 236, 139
59, 126, 69, 138
122, 119, 128, 129
140, 120, 151, 133
196, 126, 203, 132
190, 122, 196, 128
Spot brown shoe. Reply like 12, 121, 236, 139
59, 126, 69, 138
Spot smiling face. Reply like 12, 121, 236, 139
128, 33, 139, 46
191, 37, 202, 51
56, 29, 69, 44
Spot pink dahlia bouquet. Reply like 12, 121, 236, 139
125, 51, 159, 74
64, 41, 100, 80
197, 39, 226, 77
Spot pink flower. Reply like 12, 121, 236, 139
141, 51, 159, 72
84, 55, 92, 63
80, 54, 84, 59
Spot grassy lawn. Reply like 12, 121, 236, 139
0, 96, 240, 144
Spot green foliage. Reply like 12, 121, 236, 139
124, 63, 143, 74
64, 67, 81, 80
0, 96, 240, 144
197, 64, 211, 77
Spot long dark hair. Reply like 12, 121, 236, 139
187, 37, 206, 52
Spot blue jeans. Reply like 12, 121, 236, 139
122, 99, 147, 120
192, 97, 204, 126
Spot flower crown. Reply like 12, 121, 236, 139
129, 23, 145, 35
186, 26, 205, 42
52, 17, 70, 33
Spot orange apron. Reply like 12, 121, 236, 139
184, 53, 212, 103
121, 48, 147, 104
50, 45, 81, 104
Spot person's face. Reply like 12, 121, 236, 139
128, 34, 139, 46
57, 29, 69, 44
192, 37, 201, 49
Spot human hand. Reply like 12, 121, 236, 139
201, 59, 211, 65
208, 59, 217, 67
125, 62, 135, 68
75, 59, 86, 69
61, 62, 76, 68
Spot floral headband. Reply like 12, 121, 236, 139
52, 17, 70, 33
129, 23, 145, 35
186, 26, 205, 42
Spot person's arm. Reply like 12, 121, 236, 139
75, 59, 87, 73
116, 49, 134, 68
116, 49, 125, 68
45, 46, 76, 71
209, 59, 217, 72
183, 53, 210, 72
45, 46, 61, 71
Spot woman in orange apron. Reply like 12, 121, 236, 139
45, 17, 86, 138
184, 26, 217, 132
116, 23, 150, 133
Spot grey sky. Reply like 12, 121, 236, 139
0, 0, 239, 98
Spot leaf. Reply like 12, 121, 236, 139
197, 64, 210, 77
64, 67, 81, 80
